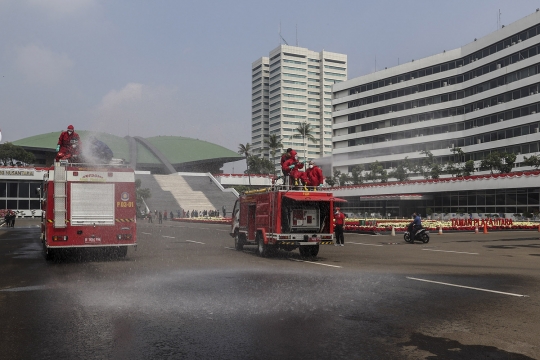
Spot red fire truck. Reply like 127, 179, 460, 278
230, 188, 345, 257
41, 161, 137, 260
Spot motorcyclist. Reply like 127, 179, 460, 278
408, 212, 422, 236
55, 125, 81, 162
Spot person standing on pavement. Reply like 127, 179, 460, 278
158, 211, 163, 224
334, 207, 346, 246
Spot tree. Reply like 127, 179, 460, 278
238, 143, 251, 185
480, 152, 502, 174
419, 150, 441, 179
463, 160, 475, 176
350, 165, 363, 185
291, 121, 317, 163
331, 169, 341, 186
339, 172, 352, 186
523, 154, 540, 169
499, 152, 516, 173
366, 161, 388, 183
264, 134, 283, 176
389, 158, 410, 181
0, 142, 35, 166
135, 179, 151, 201
480, 151, 516, 174
247, 156, 274, 174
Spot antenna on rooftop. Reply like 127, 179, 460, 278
296, 24, 298, 46
279, 21, 288, 45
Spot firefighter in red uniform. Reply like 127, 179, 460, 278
334, 207, 346, 246
305, 160, 325, 188
55, 125, 81, 162
280, 148, 294, 176
281, 149, 299, 185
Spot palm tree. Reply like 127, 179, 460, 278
264, 134, 283, 176
238, 143, 251, 185
292, 121, 317, 163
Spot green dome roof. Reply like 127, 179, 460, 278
12, 131, 242, 172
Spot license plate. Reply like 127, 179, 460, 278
309, 236, 320, 242
85, 237, 101, 244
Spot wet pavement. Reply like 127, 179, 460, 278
0, 219, 539, 359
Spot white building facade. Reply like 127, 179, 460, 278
252, 45, 347, 164
332, 11, 540, 179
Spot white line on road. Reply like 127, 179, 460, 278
162, 235, 175, 239
224, 247, 235, 250
141, 232, 152, 235
406, 277, 528, 297
215, 229, 230, 232
0, 285, 48, 292
290, 258, 342, 268
421, 249, 478, 255
198, 228, 209, 230
186, 240, 205, 244
346, 242, 383, 247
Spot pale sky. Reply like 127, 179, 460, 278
1, 0, 539, 172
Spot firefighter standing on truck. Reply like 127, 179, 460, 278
305, 160, 324, 188
55, 125, 81, 162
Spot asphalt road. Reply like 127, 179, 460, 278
1, 219, 539, 359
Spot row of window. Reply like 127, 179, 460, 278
345, 97, 540, 148
0, 182, 41, 199
347, 23, 540, 95
348, 45, 540, 108
346, 78, 540, 123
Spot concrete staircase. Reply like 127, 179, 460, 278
136, 174, 183, 214
136, 173, 237, 215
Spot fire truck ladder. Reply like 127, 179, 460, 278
53, 162, 67, 228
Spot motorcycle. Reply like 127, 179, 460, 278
404, 227, 430, 243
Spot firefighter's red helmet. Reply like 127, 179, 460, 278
67, 125, 74, 131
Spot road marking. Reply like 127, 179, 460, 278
406, 277, 528, 297
162, 235, 175, 239
421, 249, 478, 255
351, 233, 381, 237
215, 229, 230, 232
290, 258, 342, 268
198, 228, 209, 230
224, 247, 235, 250
186, 240, 205, 244
346, 242, 383, 247
0, 285, 48, 292
141, 232, 152, 235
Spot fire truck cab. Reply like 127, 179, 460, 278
41, 161, 137, 260
230, 188, 344, 257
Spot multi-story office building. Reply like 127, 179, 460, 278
252, 45, 347, 164
332, 10, 540, 179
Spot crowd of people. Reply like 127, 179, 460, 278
146, 207, 228, 224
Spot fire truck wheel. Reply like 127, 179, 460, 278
256, 234, 268, 257
43, 244, 55, 261
300, 246, 319, 258
117, 246, 128, 258
234, 232, 244, 251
